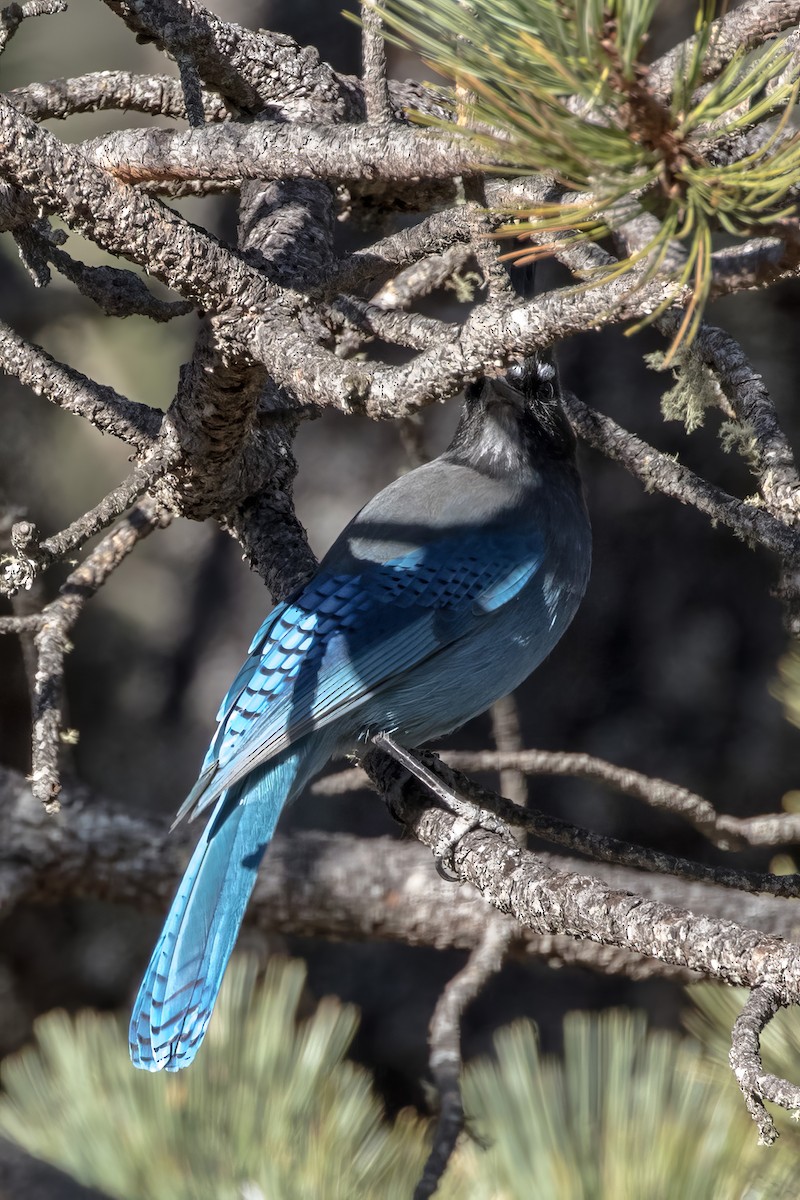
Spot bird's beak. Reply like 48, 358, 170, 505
484, 375, 525, 409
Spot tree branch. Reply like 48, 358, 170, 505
85, 123, 479, 186
42, 238, 194, 322
730, 985, 800, 1142
99, 0, 356, 119
414, 921, 512, 1200
0, 0, 65, 54
25, 502, 169, 811
648, 0, 800, 98
562, 390, 800, 564
0, 320, 162, 449
363, 748, 800, 1001
8, 71, 235, 123
0, 455, 174, 599
361, 0, 391, 124
4, 763, 800, 982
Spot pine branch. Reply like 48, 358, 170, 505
8, 70, 235, 122
0, 320, 162, 448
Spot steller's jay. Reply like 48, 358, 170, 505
130, 355, 591, 1070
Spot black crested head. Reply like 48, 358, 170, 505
444, 354, 577, 479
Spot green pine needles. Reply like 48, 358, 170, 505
382, 0, 800, 355
461, 1006, 800, 1199
0, 958, 431, 1200
3, 959, 800, 1198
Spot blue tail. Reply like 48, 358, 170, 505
129, 739, 328, 1071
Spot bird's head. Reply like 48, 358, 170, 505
446, 355, 576, 477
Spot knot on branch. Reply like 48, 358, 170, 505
0, 520, 40, 597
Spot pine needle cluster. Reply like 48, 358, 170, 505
3, 960, 800, 1197
383, 0, 800, 352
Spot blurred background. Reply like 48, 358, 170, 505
1, 0, 800, 1120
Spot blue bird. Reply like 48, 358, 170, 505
130, 356, 591, 1070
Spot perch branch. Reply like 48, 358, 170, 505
369, 743, 800, 900
5, 763, 798, 981
363, 747, 800, 1001
316, 749, 800, 851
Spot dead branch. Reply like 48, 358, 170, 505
0, 320, 162, 449
0, 454, 174, 599
0, 0, 65, 54
28, 501, 169, 811
361, 0, 391, 124
415, 921, 512, 1200
730, 985, 800, 1143
648, 0, 800, 98
364, 748, 800, 1000
8, 70, 235, 123
85, 123, 479, 186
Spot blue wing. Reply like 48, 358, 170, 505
177, 531, 543, 822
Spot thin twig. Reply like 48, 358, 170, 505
648, 0, 800, 98
0, 457, 174, 598
316, 748, 800, 850
39, 455, 174, 566
0, 320, 162, 450
441, 749, 747, 850
562, 390, 800, 563
729, 985, 800, 1144
363, 746, 800, 1003
176, 52, 206, 128
463, 178, 513, 300
324, 211, 470, 298
327, 295, 456, 351
0, 510, 42, 729
30, 500, 169, 811
661, 315, 800, 522
44, 240, 194, 322
8, 70, 235, 123
0, 615, 41, 634
13, 224, 51, 286
0, 0, 66, 54
414, 921, 512, 1200
371, 743, 800, 899
488, 697, 527, 810
361, 0, 390, 124
371, 245, 474, 310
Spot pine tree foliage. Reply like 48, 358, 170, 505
459, 1007, 799, 1199
0, 958, 436, 1200
3, 962, 800, 1198
382, 0, 800, 351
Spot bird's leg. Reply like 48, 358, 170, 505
372, 732, 475, 816
370, 732, 515, 880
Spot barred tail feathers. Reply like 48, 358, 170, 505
129, 740, 327, 1071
